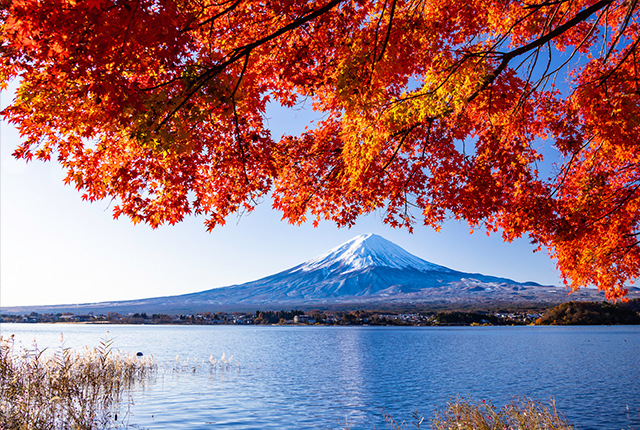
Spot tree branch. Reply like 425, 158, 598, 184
381, 122, 421, 172
602, 0, 638, 65
155, 0, 345, 131
376, 0, 397, 64
467, 0, 615, 104
232, 54, 251, 186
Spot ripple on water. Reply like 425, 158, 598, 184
3, 324, 639, 430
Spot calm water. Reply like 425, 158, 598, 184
1, 323, 639, 429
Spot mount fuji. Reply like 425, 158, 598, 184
2, 234, 621, 314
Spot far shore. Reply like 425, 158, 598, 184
3, 300, 639, 326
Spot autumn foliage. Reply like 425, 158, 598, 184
1, 0, 639, 299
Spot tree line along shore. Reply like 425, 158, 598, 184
2, 300, 639, 326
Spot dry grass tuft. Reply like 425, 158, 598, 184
0, 334, 156, 430
349, 397, 575, 430
431, 396, 574, 430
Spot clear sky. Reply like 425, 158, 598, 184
0, 83, 564, 308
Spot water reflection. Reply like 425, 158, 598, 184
2, 324, 639, 430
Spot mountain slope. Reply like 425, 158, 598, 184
175, 234, 527, 303
2, 234, 628, 314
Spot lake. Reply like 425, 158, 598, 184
1, 323, 639, 429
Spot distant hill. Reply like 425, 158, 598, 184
537, 301, 640, 325
3, 234, 637, 315
622, 298, 640, 313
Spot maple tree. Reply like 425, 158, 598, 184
1, 0, 639, 299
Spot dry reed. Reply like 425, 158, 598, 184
430, 396, 574, 430
0, 334, 156, 430
345, 397, 574, 430
168, 352, 241, 374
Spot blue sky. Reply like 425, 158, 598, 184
0, 84, 564, 308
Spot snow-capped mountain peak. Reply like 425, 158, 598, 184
294, 233, 450, 274
5, 233, 582, 315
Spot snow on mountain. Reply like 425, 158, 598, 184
293, 233, 451, 274
7, 233, 623, 315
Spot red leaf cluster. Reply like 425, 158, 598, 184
2, 0, 639, 299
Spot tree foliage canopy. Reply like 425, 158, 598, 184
2, 0, 640, 299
